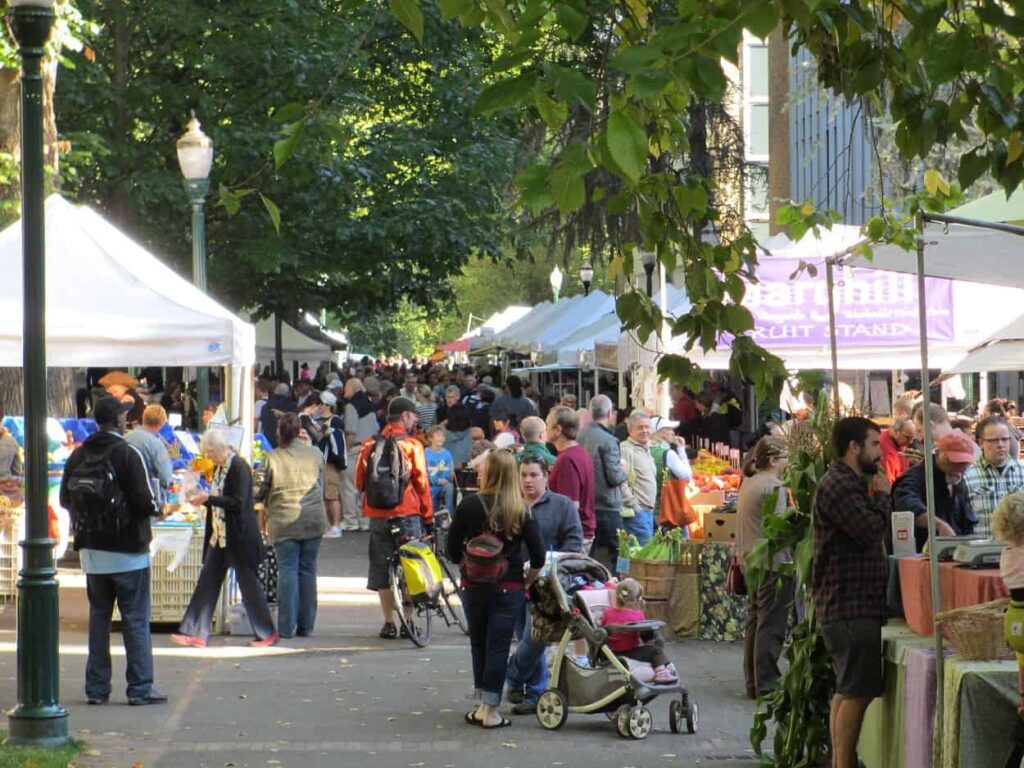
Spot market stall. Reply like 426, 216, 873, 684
0, 195, 257, 627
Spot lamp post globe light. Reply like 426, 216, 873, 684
176, 113, 214, 419
579, 263, 594, 296
6, 0, 69, 746
549, 264, 563, 302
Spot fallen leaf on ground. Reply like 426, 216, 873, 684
132, 762, 145, 768
84, 750, 101, 758
78, 729, 91, 734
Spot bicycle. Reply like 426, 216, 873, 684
433, 511, 469, 637
386, 516, 468, 648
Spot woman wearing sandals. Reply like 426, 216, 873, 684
447, 449, 545, 729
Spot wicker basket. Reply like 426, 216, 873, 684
935, 598, 1013, 661
629, 558, 677, 600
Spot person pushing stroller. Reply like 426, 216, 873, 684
600, 578, 678, 684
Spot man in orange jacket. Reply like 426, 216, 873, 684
355, 396, 433, 639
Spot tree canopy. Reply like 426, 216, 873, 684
55, 0, 523, 326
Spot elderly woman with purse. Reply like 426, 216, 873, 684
171, 430, 278, 648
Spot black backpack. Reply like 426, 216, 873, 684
319, 417, 348, 471
66, 442, 130, 542
364, 435, 409, 509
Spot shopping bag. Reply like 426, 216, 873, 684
725, 555, 747, 597
660, 477, 697, 527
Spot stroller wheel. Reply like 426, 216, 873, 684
626, 705, 653, 740
669, 700, 683, 734
536, 689, 569, 731
615, 705, 632, 738
686, 701, 698, 734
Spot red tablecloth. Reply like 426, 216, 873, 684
898, 556, 1008, 636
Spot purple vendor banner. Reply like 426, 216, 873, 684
741, 259, 954, 347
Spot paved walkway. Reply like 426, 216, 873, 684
0, 534, 760, 767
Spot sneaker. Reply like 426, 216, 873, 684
86, 695, 108, 705
340, 524, 359, 532
399, 623, 411, 639
170, 633, 207, 648
249, 633, 280, 648
323, 526, 342, 539
653, 668, 678, 684
128, 690, 168, 706
506, 688, 525, 705
379, 622, 398, 639
511, 701, 537, 716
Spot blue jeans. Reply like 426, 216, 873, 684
622, 508, 655, 546
86, 568, 156, 700
462, 585, 525, 706
274, 536, 322, 638
430, 483, 454, 516
506, 604, 548, 705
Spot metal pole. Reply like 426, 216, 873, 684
825, 261, 841, 417
7, 1, 69, 746
916, 209, 944, 764
187, 179, 210, 418
274, 314, 284, 376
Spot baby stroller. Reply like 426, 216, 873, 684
529, 553, 698, 739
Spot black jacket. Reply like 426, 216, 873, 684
60, 430, 158, 553
892, 458, 977, 551
260, 394, 296, 447
202, 455, 264, 567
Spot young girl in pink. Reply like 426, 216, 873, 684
993, 492, 1024, 717
600, 578, 678, 684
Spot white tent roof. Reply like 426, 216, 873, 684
945, 312, 1024, 374
494, 299, 563, 351
0, 195, 255, 367
252, 315, 332, 362
532, 291, 615, 351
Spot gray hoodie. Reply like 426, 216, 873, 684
579, 422, 627, 513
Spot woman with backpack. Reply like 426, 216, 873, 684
447, 449, 545, 729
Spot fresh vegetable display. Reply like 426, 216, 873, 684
628, 527, 686, 563
690, 449, 731, 475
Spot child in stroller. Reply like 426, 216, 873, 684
601, 579, 678, 684
530, 553, 697, 739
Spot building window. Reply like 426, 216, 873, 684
745, 162, 769, 222
743, 40, 770, 163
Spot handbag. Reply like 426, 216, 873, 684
726, 555, 747, 597
660, 476, 697, 527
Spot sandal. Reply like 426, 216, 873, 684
481, 716, 513, 729
379, 622, 398, 639
399, 624, 411, 639
464, 710, 483, 726
653, 669, 678, 684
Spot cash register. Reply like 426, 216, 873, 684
951, 539, 1007, 569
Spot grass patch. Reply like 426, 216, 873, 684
0, 732, 83, 768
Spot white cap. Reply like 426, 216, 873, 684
320, 391, 338, 408
650, 416, 680, 432
493, 432, 517, 450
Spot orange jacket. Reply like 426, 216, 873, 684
355, 424, 433, 524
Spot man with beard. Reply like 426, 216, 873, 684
812, 417, 891, 768
893, 430, 978, 551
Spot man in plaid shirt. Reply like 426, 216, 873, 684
812, 417, 891, 768
964, 415, 1024, 538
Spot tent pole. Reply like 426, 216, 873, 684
917, 210, 944, 765
825, 261, 841, 417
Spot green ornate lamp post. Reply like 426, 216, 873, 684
6, 0, 69, 747
176, 114, 214, 418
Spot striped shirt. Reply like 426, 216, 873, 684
964, 458, 1024, 538
417, 403, 438, 430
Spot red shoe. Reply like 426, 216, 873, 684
170, 633, 207, 648
248, 633, 280, 648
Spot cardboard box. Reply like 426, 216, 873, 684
704, 512, 737, 542
688, 490, 726, 507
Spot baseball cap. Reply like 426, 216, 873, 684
650, 416, 680, 432
320, 390, 338, 409
93, 396, 132, 425
326, 378, 344, 391
493, 432, 517, 450
936, 431, 977, 464
388, 396, 419, 417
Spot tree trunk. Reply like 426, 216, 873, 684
0, 368, 77, 418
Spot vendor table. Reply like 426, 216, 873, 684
897, 556, 1008, 636
859, 620, 1020, 768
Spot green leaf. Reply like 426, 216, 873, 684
627, 70, 671, 99
515, 163, 554, 214
958, 148, 990, 190
743, 4, 780, 39
388, 0, 424, 43
721, 303, 755, 333
671, 180, 708, 216
271, 102, 305, 124
611, 45, 662, 75
606, 111, 648, 185
549, 163, 586, 213
475, 71, 537, 114
543, 64, 595, 111
259, 194, 281, 235
217, 184, 241, 216
555, 4, 588, 39
273, 121, 304, 171
439, 0, 473, 21
534, 93, 568, 130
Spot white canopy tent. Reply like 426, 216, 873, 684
252, 315, 332, 370
0, 195, 255, 367
945, 312, 1024, 374
531, 290, 615, 353
0, 194, 257, 455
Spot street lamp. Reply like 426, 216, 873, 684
640, 250, 656, 297
176, 113, 214, 419
549, 264, 563, 302
6, 0, 69, 746
579, 263, 594, 296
